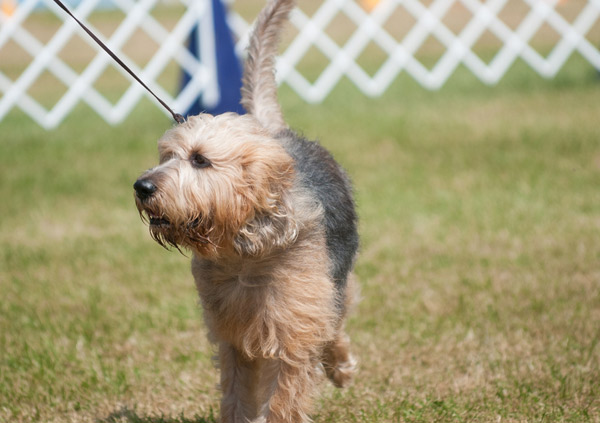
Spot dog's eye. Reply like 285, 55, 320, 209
190, 153, 211, 169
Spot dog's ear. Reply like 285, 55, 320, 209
234, 195, 298, 256
231, 138, 299, 256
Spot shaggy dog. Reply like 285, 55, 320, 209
134, 0, 358, 421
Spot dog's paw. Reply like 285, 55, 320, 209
330, 354, 357, 388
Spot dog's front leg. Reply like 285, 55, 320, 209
256, 355, 319, 423
219, 342, 261, 423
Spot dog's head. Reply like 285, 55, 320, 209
134, 113, 298, 259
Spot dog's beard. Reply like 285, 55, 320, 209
136, 206, 214, 252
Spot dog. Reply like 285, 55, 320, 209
134, 0, 358, 421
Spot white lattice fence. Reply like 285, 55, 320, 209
1, 0, 599, 128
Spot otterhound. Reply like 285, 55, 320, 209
134, 0, 359, 421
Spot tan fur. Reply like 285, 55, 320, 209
135, 113, 357, 422
134, 0, 357, 421
241, 0, 296, 135
322, 274, 359, 389
135, 114, 296, 259
192, 204, 338, 422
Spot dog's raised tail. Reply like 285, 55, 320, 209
241, 0, 295, 135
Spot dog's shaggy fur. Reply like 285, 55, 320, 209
134, 0, 358, 421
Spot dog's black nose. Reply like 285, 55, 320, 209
134, 179, 157, 200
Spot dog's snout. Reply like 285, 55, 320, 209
134, 179, 157, 200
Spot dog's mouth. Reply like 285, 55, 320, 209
142, 209, 202, 231
137, 206, 171, 229
137, 206, 214, 252
148, 212, 170, 227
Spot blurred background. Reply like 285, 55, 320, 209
2, 0, 599, 126
1, 0, 599, 422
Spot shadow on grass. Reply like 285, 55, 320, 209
98, 407, 217, 423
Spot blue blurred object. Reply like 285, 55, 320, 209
180, 0, 245, 117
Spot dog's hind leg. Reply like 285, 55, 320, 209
321, 328, 357, 388
322, 273, 358, 388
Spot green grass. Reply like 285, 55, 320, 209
1, 55, 600, 423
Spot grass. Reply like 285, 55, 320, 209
1, 44, 600, 423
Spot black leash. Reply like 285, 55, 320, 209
52, 0, 185, 124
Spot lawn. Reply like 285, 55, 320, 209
1, 45, 600, 423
